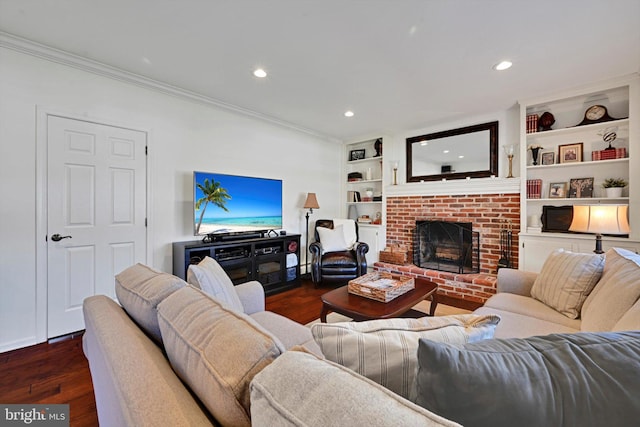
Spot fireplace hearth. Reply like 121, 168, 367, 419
413, 220, 479, 274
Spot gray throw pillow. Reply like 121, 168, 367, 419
415, 331, 640, 427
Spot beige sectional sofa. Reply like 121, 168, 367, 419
83, 248, 640, 426
475, 247, 640, 337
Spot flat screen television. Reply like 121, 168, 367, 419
193, 171, 283, 236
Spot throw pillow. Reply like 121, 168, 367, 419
114, 263, 187, 344
415, 331, 640, 427
186, 256, 244, 312
530, 248, 604, 319
311, 314, 500, 401
581, 247, 640, 331
333, 218, 357, 249
317, 224, 349, 253
250, 350, 462, 427
157, 286, 285, 427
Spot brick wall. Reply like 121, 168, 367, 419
382, 193, 520, 303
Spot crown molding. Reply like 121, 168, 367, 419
0, 31, 340, 142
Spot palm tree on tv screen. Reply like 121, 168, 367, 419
195, 178, 231, 234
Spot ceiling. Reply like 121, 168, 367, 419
1, 0, 639, 141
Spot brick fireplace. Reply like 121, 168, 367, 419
375, 193, 520, 305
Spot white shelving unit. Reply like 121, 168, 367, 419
344, 138, 386, 266
518, 74, 640, 272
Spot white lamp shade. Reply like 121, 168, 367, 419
569, 205, 630, 235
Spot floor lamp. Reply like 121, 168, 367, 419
303, 193, 320, 276
569, 204, 630, 254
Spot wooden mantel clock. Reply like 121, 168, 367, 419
576, 105, 617, 126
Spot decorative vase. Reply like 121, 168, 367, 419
605, 187, 623, 198
531, 147, 541, 165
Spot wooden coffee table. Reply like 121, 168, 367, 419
320, 277, 438, 322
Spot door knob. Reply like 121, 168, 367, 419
50, 234, 72, 242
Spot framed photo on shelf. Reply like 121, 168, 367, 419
568, 177, 594, 198
549, 182, 567, 198
541, 151, 555, 165
349, 149, 366, 161
558, 143, 583, 164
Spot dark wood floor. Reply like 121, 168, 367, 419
0, 278, 328, 426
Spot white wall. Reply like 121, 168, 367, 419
0, 47, 341, 352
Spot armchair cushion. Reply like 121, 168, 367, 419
316, 225, 349, 253
186, 256, 244, 313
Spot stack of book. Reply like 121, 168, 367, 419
592, 148, 627, 161
526, 114, 539, 134
526, 179, 542, 199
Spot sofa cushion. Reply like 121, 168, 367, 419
186, 256, 244, 312
311, 314, 500, 401
530, 249, 604, 319
474, 306, 580, 338
613, 298, 640, 331
581, 247, 640, 331
415, 331, 640, 427
114, 263, 187, 344
317, 224, 349, 253
482, 293, 581, 330
82, 295, 215, 427
157, 286, 285, 427
250, 350, 462, 427
249, 311, 322, 356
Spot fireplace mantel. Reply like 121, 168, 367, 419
385, 176, 519, 197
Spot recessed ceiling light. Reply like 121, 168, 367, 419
494, 61, 513, 71
253, 68, 267, 78
443, 150, 450, 154
458, 155, 465, 159
344, 111, 355, 118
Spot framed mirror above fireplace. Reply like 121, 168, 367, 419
406, 121, 498, 182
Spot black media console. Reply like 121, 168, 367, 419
172, 234, 301, 296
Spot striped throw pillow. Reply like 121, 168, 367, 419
311, 314, 500, 402
530, 249, 605, 319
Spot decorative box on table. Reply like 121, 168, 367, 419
348, 272, 415, 303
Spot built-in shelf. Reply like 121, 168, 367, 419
526, 118, 629, 141
344, 137, 386, 266
526, 158, 628, 170
347, 179, 383, 184
518, 74, 639, 272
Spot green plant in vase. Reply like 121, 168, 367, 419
602, 178, 627, 198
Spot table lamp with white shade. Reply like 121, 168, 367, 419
569, 204, 630, 254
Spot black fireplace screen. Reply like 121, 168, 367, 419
413, 220, 479, 274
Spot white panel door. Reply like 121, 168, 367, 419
47, 115, 146, 338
